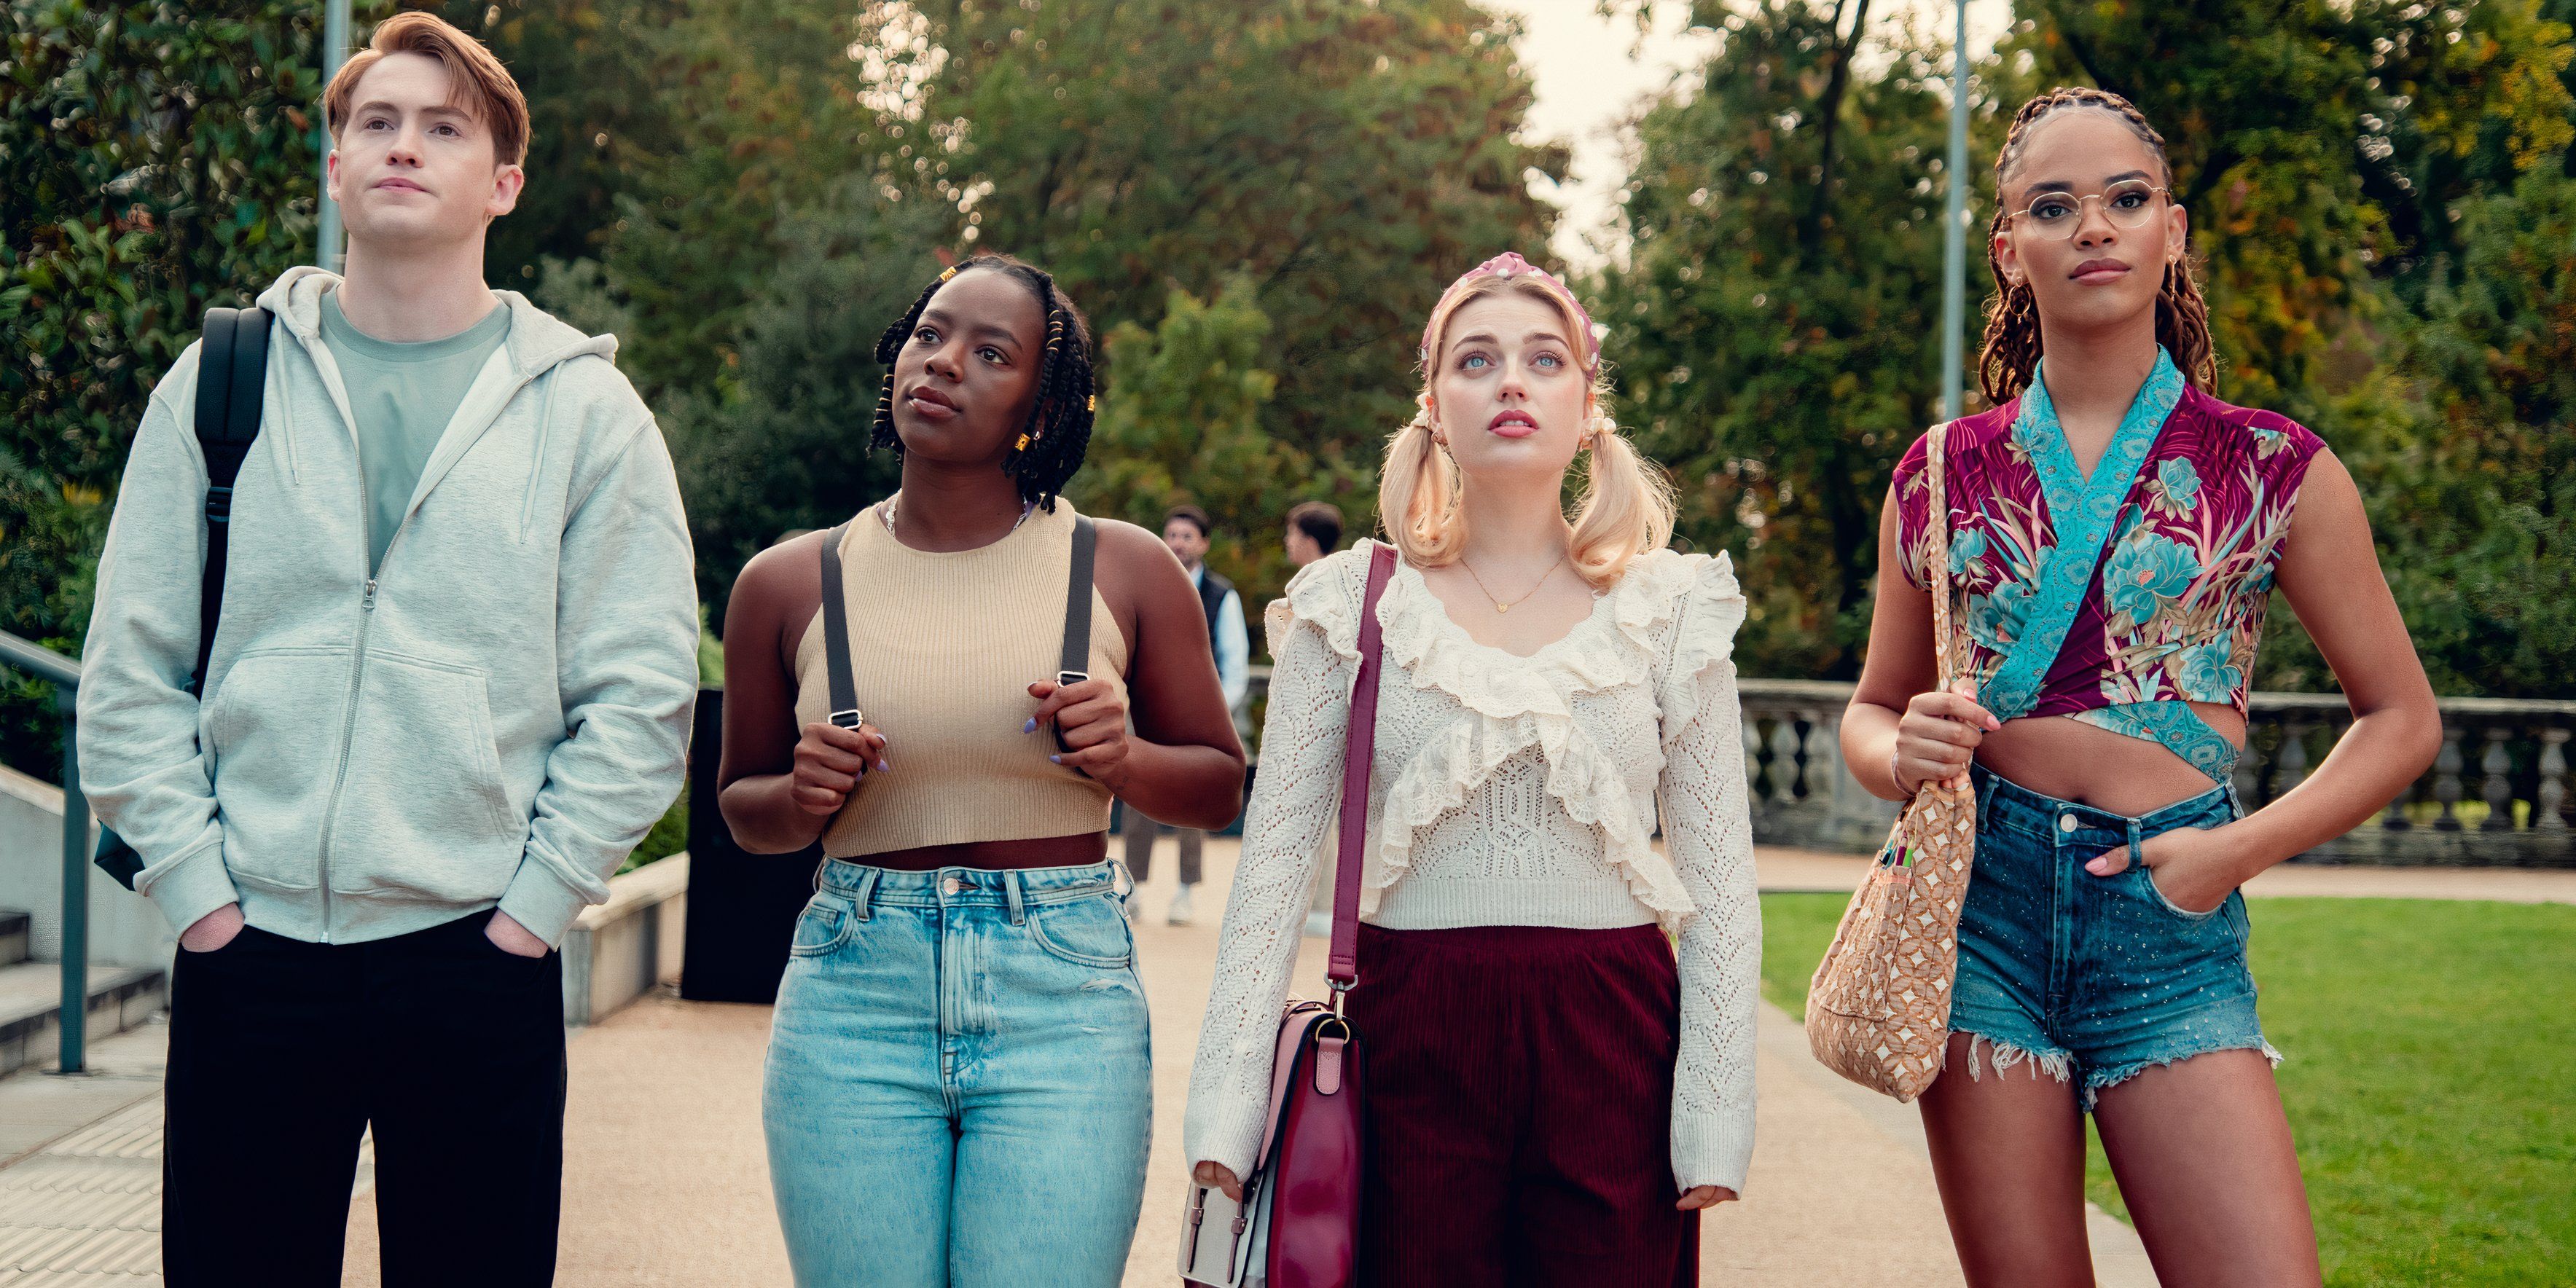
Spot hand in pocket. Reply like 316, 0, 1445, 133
179, 903, 246, 953
486, 910, 549, 958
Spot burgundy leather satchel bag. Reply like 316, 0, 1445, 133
1178, 542, 1394, 1288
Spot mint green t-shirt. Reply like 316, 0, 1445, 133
319, 293, 512, 574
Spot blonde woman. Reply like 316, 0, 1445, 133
1184, 254, 1758, 1284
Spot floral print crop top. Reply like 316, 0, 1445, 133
1892, 347, 2325, 782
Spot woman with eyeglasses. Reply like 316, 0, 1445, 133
1839, 88, 2438, 1287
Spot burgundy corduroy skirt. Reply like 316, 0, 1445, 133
1343, 922, 1698, 1287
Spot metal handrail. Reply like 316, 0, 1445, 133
0, 630, 79, 688
0, 628, 90, 1075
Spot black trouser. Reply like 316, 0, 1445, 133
163, 911, 565, 1288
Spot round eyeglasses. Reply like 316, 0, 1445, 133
2005, 179, 2170, 240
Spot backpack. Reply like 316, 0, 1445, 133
93, 306, 273, 890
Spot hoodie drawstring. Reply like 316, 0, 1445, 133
276, 347, 302, 486
518, 369, 562, 543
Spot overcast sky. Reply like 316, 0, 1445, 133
1483, 0, 2018, 270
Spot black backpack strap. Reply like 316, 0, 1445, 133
99, 305, 269, 890
817, 522, 862, 729
1058, 516, 1097, 684
188, 305, 270, 697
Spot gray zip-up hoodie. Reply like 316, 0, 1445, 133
77, 267, 699, 947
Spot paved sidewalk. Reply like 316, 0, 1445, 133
20, 837, 2556, 1284
0, 1018, 171, 1283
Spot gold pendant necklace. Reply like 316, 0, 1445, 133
1460, 552, 1567, 613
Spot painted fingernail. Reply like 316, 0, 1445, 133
1049, 754, 1062, 764
877, 759, 890, 773
1022, 718, 1037, 733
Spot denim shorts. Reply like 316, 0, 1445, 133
1950, 766, 2280, 1105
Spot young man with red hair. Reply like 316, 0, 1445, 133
79, 14, 697, 1284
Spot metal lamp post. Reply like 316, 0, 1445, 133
1940, 0, 1971, 422
316, 0, 351, 272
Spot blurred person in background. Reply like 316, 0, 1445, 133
1282, 499, 1345, 935
1123, 504, 1248, 925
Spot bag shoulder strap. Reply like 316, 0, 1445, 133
1327, 541, 1398, 993
817, 508, 1099, 726
818, 522, 862, 728
1060, 516, 1097, 681
188, 305, 271, 696
1925, 421, 1959, 689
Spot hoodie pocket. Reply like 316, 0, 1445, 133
328, 649, 523, 903
207, 647, 353, 892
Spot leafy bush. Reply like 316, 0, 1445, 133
2, 1, 337, 774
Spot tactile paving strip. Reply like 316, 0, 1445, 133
0, 1100, 163, 1283
0, 1095, 377, 1285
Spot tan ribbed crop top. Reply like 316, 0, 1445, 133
794, 498, 1130, 857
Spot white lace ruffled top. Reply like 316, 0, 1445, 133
1181, 542, 1761, 1193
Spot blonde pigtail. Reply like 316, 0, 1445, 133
1379, 401, 1468, 565
1567, 413, 1676, 589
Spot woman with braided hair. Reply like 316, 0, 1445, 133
716, 254, 1245, 1286
1841, 89, 2438, 1285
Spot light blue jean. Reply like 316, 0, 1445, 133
762, 860, 1153, 1287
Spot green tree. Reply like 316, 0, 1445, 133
1076, 276, 1296, 596
916, 0, 1562, 455
1602, 1, 1974, 678
2003, 0, 2573, 417
893, 0, 1559, 602
657, 185, 948, 624
561, 0, 1560, 627
2003, 0, 2574, 696
560, 0, 895, 401
408, 0, 680, 286
2368, 169, 2576, 696
1, 0, 333, 772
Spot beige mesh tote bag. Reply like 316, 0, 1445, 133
1804, 421, 1981, 1101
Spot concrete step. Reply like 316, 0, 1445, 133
0, 909, 26, 967
0, 959, 165, 1080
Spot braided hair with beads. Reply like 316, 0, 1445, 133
1978, 87, 2219, 405
868, 254, 1099, 511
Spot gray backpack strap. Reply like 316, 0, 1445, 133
818, 512, 1089, 748
817, 523, 861, 729
1058, 516, 1097, 684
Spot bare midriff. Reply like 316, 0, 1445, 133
1974, 702, 2247, 817
854, 830, 1111, 873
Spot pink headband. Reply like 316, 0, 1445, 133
1418, 252, 1601, 374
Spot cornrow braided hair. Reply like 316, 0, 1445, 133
1978, 86, 2219, 404
868, 253, 1098, 511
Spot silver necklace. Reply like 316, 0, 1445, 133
879, 493, 1036, 536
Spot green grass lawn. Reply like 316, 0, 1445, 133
1758, 892, 2576, 1287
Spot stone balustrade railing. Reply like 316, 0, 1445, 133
1247, 667, 2575, 866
